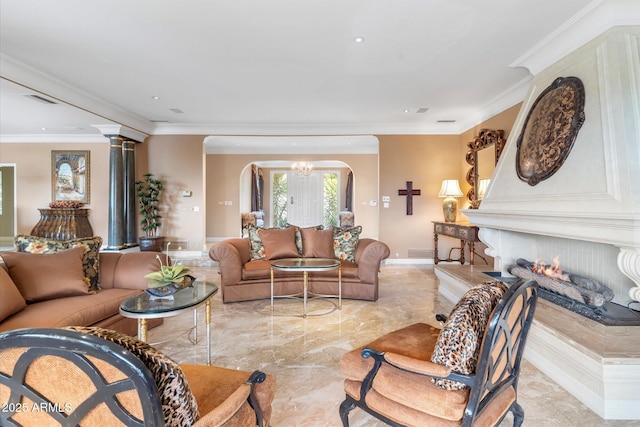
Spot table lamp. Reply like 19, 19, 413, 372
437, 179, 463, 222
478, 179, 491, 200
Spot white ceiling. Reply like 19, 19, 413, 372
0, 0, 635, 144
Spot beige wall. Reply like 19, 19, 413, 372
0, 141, 111, 239
378, 134, 462, 259
0, 106, 521, 257
141, 135, 207, 251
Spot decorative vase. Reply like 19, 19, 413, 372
145, 283, 180, 298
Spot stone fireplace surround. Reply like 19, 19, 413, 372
441, 16, 640, 420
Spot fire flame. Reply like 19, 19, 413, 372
532, 256, 570, 282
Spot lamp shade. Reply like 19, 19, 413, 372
437, 180, 463, 198
478, 179, 491, 200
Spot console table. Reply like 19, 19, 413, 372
432, 221, 479, 265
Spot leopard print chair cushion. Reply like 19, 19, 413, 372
430, 281, 508, 390
66, 326, 199, 426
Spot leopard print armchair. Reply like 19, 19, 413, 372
0, 327, 276, 426
339, 279, 538, 427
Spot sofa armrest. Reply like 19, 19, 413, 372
355, 239, 390, 283
111, 252, 166, 290
209, 239, 250, 287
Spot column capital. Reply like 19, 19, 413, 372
92, 125, 147, 143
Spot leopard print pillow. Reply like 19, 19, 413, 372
430, 281, 508, 390
66, 327, 199, 426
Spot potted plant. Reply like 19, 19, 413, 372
144, 254, 194, 297
135, 173, 165, 251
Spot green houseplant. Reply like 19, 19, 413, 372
135, 173, 165, 251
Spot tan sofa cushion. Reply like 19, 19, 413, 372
14, 234, 103, 291
0, 267, 26, 322
301, 228, 335, 258
258, 227, 299, 260
0, 288, 140, 332
1, 246, 91, 303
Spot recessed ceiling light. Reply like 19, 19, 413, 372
354, 36, 365, 43
403, 109, 410, 113
151, 96, 160, 100
40, 127, 47, 131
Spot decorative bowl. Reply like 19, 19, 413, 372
145, 283, 181, 298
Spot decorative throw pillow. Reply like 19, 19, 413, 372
247, 224, 267, 260
258, 226, 299, 260
14, 234, 103, 291
66, 326, 199, 426
430, 281, 508, 390
0, 266, 27, 321
286, 223, 324, 254
1, 246, 91, 303
301, 228, 335, 258
333, 225, 362, 262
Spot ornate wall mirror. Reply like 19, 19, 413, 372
465, 129, 506, 208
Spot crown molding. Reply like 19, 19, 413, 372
510, 0, 640, 75
0, 134, 108, 144
1, 54, 154, 135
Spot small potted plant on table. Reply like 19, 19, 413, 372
144, 254, 194, 298
136, 173, 165, 251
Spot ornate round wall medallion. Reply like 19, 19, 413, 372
516, 76, 585, 186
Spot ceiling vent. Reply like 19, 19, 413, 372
437, 119, 456, 123
25, 94, 58, 104
151, 120, 170, 123
169, 108, 184, 114
416, 107, 429, 114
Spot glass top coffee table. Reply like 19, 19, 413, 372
120, 281, 218, 365
270, 258, 342, 317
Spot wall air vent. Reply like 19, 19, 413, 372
416, 107, 429, 113
169, 108, 184, 114
25, 94, 58, 104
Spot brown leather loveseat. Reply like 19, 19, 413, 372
209, 225, 390, 303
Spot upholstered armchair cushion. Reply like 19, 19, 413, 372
66, 326, 199, 426
430, 281, 508, 390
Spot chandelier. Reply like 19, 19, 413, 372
291, 161, 313, 176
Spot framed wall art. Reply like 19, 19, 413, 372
516, 76, 585, 186
51, 150, 90, 203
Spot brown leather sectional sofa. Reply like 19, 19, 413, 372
0, 251, 163, 335
209, 237, 390, 303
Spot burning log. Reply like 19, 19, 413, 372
508, 258, 614, 307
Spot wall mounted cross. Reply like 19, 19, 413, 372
398, 181, 421, 215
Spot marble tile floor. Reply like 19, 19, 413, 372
147, 262, 638, 427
